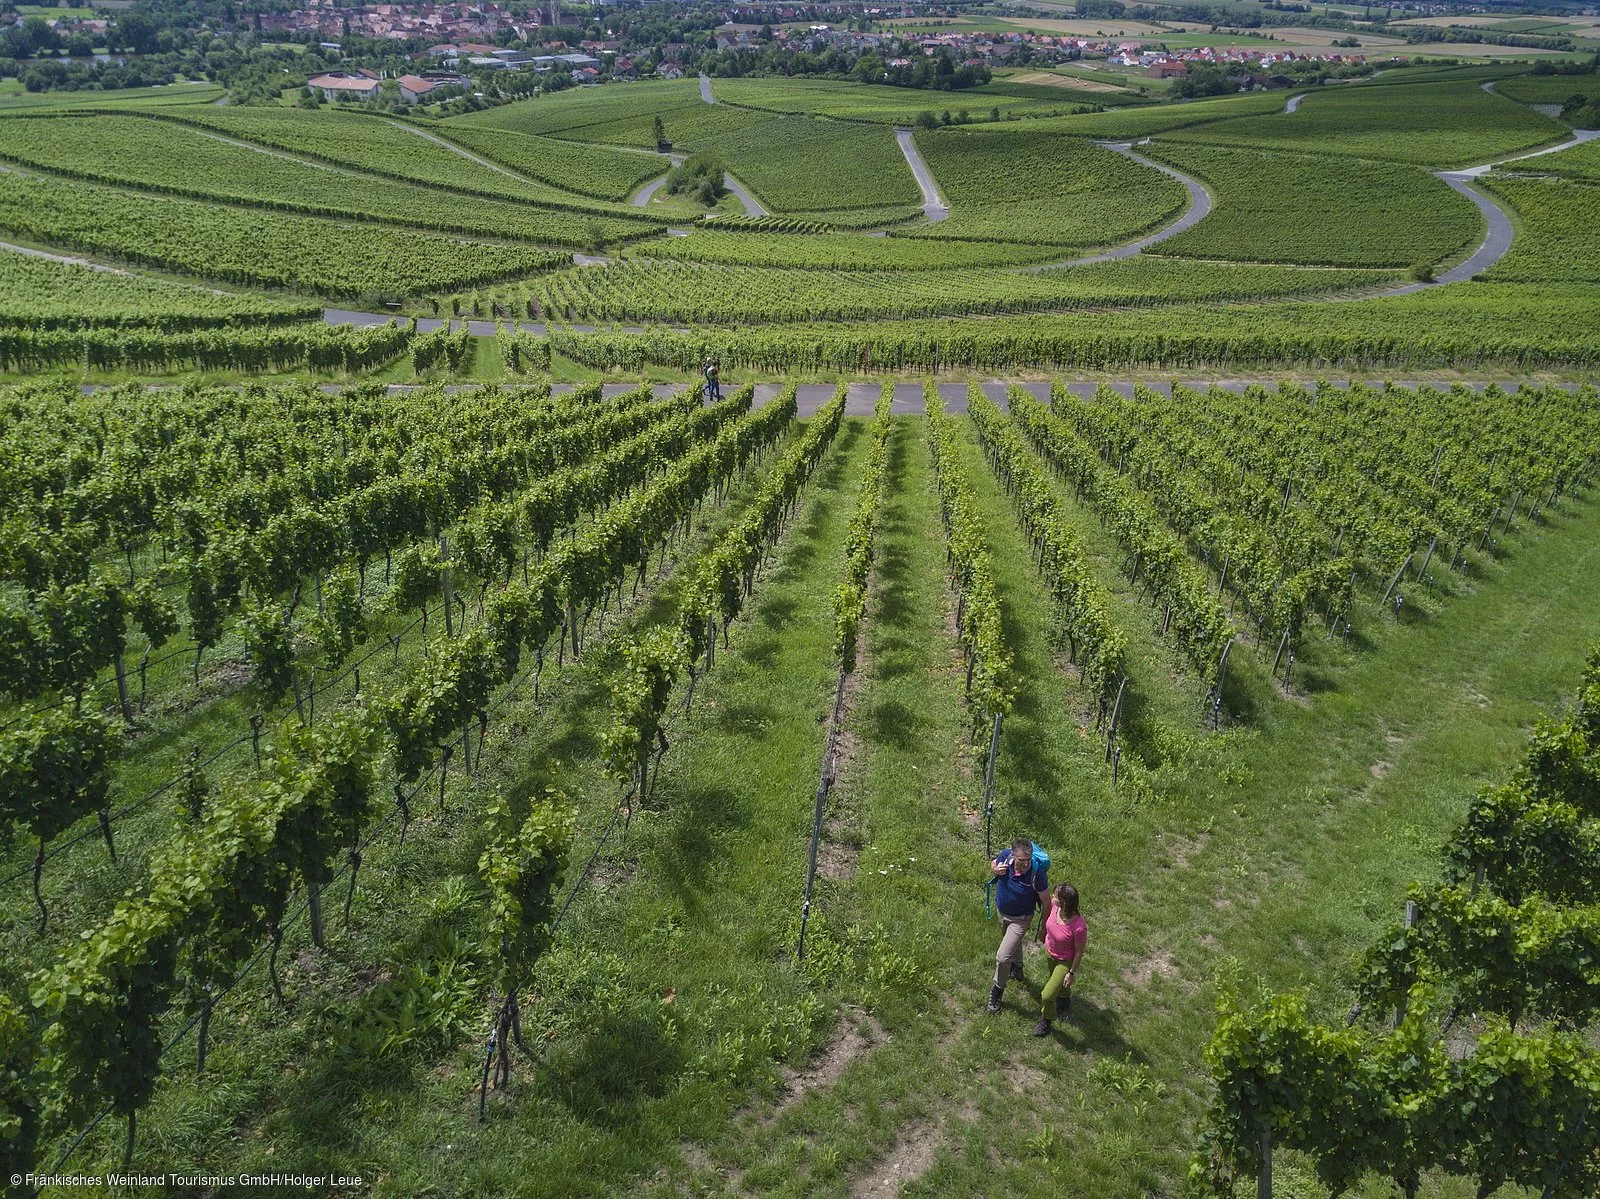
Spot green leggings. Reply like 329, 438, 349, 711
1041, 958, 1075, 1018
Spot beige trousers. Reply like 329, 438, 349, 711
992, 910, 1034, 989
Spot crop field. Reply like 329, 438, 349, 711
1163, 80, 1568, 168
420, 126, 666, 203
2, 373, 1597, 1199
153, 107, 635, 210
694, 116, 920, 212
997, 90, 1291, 138
1524, 136, 1600, 182
3, 60, 1600, 1199
561, 281, 1600, 373
521, 257, 1393, 324
0, 253, 321, 330
903, 128, 1185, 245
0, 170, 567, 298
712, 77, 1072, 123
447, 81, 773, 151
1140, 142, 1481, 267
0, 114, 663, 245
447, 78, 707, 138
627, 230, 1075, 271
1477, 176, 1600, 282
1493, 72, 1600, 104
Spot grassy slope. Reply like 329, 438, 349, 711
667, 413, 1600, 1197
19, 394, 1600, 1196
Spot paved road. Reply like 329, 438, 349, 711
1021, 143, 1211, 271
700, 74, 716, 104
632, 175, 670, 207
894, 128, 949, 223
1284, 92, 1306, 114
1374, 125, 1600, 295
721, 173, 768, 217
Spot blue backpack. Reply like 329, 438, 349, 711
985, 842, 1052, 920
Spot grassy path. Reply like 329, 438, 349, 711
685, 415, 1600, 1197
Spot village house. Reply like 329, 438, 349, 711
306, 68, 381, 100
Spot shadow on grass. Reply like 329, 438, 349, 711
538, 1011, 685, 1126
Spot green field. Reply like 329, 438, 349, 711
1164, 79, 1569, 167
712, 76, 1074, 123
521, 256, 1393, 324
903, 128, 1186, 245
0, 169, 567, 297
0, 251, 320, 329
0, 113, 662, 245
1142, 141, 1481, 268
1478, 175, 1600, 282
1492, 72, 1600, 105
4, 62, 1600, 1199
627, 230, 1076, 271
695, 115, 920, 212
426, 125, 667, 202
1520, 135, 1600, 181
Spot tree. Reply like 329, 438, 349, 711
913, 109, 938, 130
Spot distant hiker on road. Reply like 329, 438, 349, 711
1034, 883, 1087, 1037
703, 356, 721, 402
987, 837, 1050, 1013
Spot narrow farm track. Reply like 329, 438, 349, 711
382, 119, 547, 187
722, 172, 768, 217
631, 174, 671, 207
700, 73, 716, 104
895, 128, 950, 223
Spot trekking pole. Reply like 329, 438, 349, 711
981, 710, 1002, 861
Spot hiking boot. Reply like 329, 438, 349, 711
986, 985, 1004, 1014
1032, 1018, 1052, 1038
1009, 959, 1025, 983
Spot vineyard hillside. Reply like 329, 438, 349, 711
1, 48, 1598, 1199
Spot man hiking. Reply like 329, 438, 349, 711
703, 356, 721, 402
987, 837, 1050, 1013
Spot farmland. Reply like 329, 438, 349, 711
903, 128, 1186, 244
1477, 176, 1600, 282
0, 170, 568, 298
1165, 79, 1569, 167
0, 114, 664, 245
2, 54, 1600, 1199
521, 257, 1393, 325
694, 116, 920, 212
1523, 136, 1600, 182
1140, 142, 1481, 267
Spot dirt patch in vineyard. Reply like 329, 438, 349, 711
849, 1120, 941, 1197
1154, 829, 1208, 870
1121, 949, 1180, 989
1369, 760, 1392, 778
766, 1007, 884, 1124
1008, 70, 1129, 93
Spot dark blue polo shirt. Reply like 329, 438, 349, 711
994, 848, 1048, 917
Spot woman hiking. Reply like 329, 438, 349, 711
1034, 882, 1087, 1037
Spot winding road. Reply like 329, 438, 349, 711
628, 79, 765, 216
894, 128, 949, 223
12, 77, 1599, 337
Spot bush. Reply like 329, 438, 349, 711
663, 152, 727, 205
